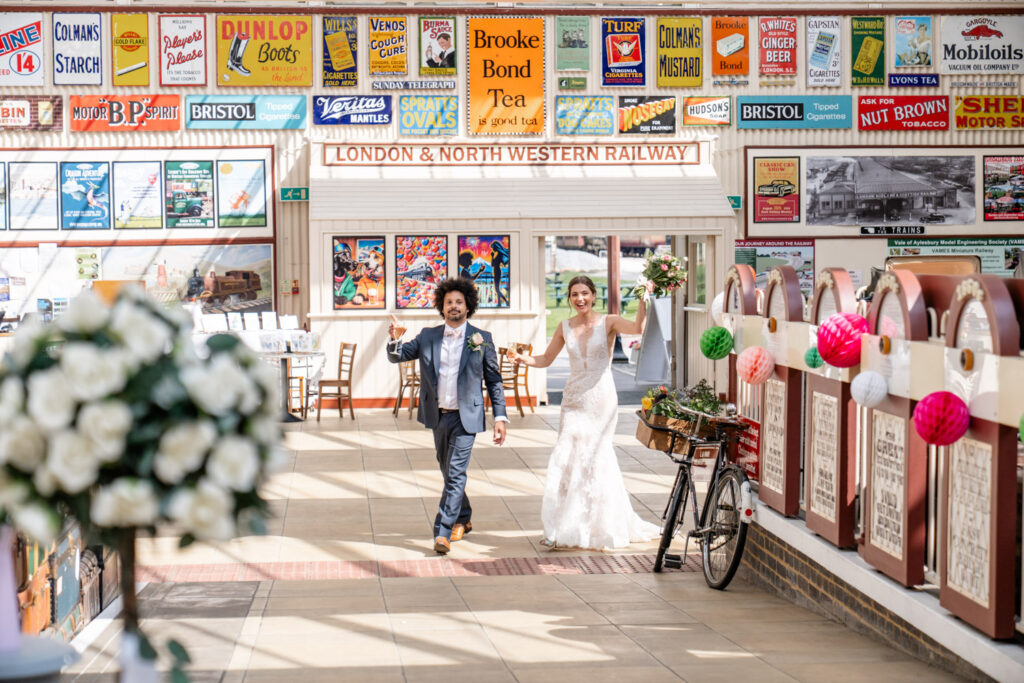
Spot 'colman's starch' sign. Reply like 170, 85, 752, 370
941, 16, 1024, 74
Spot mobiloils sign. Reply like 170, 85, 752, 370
737, 95, 851, 129
185, 95, 306, 129
313, 95, 392, 125
941, 16, 1024, 74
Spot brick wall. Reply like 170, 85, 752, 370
738, 522, 995, 683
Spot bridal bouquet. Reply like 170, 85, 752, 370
0, 287, 283, 680
633, 251, 686, 300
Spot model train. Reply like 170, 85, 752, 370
185, 269, 262, 303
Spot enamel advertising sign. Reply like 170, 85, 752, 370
0, 96, 62, 131
618, 96, 675, 134
398, 95, 457, 136
555, 96, 614, 135
806, 17, 841, 87
954, 95, 1024, 130
758, 17, 797, 76
111, 14, 149, 86
656, 18, 702, 87
682, 96, 731, 126
368, 17, 407, 75
53, 13, 102, 85
159, 15, 206, 86
0, 13, 44, 86
217, 15, 314, 87
601, 17, 645, 86
941, 16, 1024, 74
313, 95, 392, 125
467, 16, 544, 136
69, 95, 181, 132
420, 17, 456, 77
858, 95, 949, 130
851, 16, 886, 87
711, 17, 748, 76
322, 16, 357, 87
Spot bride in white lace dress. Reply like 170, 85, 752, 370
507, 276, 661, 550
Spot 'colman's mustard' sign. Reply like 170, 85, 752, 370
216, 15, 313, 87
467, 17, 544, 135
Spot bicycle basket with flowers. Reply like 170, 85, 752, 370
636, 380, 721, 454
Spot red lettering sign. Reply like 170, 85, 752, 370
858, 95, 950, 130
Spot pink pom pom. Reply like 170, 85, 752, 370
913, 391, 970, 446
736, 346, 774, 385
817, 312, 869, 368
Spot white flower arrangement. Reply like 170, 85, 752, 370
0, 288, 282, 679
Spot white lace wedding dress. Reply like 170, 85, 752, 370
542, 316, 661, 550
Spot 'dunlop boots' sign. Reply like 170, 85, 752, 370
467, 17, 544, 135
216, 15, 313, 87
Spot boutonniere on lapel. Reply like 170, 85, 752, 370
466, 332, 489, 353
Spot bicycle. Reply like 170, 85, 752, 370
636, 408, 754, 589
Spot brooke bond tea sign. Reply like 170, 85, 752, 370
467, 17, 544, 136
759, 17, 797, 76
53, 13, 102, 85
0, 13, 44, 86
217, 15, 313, 87
70, 95, 181, 132
941, 16, 1024, 75
159, 15, 206, 86
111, 14, 149, 86
711, 17, 748, 76
858, 95, 949, 130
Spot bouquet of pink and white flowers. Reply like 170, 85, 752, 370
0, 287, 283, 679
633, 251, 686, 300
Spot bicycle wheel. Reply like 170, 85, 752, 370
701, 467, 749, 589
654, 469, 688, 573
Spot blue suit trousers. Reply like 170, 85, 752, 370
433, 411, 475, 539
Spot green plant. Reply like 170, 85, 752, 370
680, 379, 722, 416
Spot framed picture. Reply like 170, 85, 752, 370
395, 235, 447, 309
9, 162, 58, 230
332, 236, 385, 309
457, 235, 510, 308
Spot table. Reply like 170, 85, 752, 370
259, 351, 326, 423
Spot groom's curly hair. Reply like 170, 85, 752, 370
434, 278, 479, 318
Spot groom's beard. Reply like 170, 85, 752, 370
445, 310, 467, 324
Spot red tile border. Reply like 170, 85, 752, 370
137, 553, 700, 583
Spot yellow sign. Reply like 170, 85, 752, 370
954, 96, 1024, 130
369, 16, 407, 75
216, 15, 313, 87
657, 18, 702, 87
467, 16, 545, 136
111, 14, 149, 86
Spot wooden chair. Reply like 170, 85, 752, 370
500, 343, 534, 417
394, 360, 420, 419
315, 342, 356, 421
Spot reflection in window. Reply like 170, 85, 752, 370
955, 300, 993, 353
692, 241, 706, 305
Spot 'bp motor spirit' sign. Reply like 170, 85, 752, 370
858, 96, 949, 130
69, 95, 181, 132
941, 16, 1024, 74
313, 95, 392, 125
737, 95, 851, 129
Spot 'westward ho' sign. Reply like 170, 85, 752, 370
323, 142, 699, 166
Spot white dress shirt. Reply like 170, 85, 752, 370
437, 322, 466, 410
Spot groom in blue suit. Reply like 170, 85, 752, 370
386, 278, 508, 554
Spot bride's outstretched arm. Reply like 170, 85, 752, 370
507, 323, 565, 368
608, 283, 653, 336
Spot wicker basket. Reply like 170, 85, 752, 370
635, 413, 716, 454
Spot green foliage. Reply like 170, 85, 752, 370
642, 379, 722, 418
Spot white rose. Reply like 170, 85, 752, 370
265, 446, 291, 475
0, 470, 29, 512
207, 436, 259, 492
470, 332, 484, 347
168, 479, 235, 541
111, 302, 172, 364
0, 376, 24, 426
236, 374, 261, 415
10, 316, 47, 370
0, 415, 46, 472
61, 343, 128, 402
33, 468, 57, 497
77, 401, 133, 462
59, 289, 110, 334
11, 502, 59, 545
182, 354, 251, 416
46, 430, 100, 494
90, 478, 159, 527
27, 367, 77, 431
247, 416, 281, 448
154, 420, 217, 485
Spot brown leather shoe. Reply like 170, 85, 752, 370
433, 536, 450, 554
451, 521, 473, 541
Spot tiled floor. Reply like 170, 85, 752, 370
64, 408, 961, 682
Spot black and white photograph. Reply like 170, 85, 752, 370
805, 154, 975, 226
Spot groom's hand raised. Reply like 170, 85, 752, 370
388, 314, 406, 340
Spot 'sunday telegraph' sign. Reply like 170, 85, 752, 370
737, 95, 852, 129
323, 142, 699, 166
858, 96, 949, 130
0, 13, 44, 86
313, 95, 392, 125
69, 95, 181, 132
185, 95, 306, 129
941, 16, 1024, 75
53, 13, 102, 85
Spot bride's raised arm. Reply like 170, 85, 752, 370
506, 322, 565, 368
608, 284, 652, 336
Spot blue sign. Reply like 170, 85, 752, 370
398, 95, 457, 136
185, 96, 307, 130
737, 96, 852, 129
555, 95, 614, 135
60, 161, 110, 229
322, 16, 358, 88
313, 95, 392, 125
601, 17, 645, 86
888, 73, 939, 88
